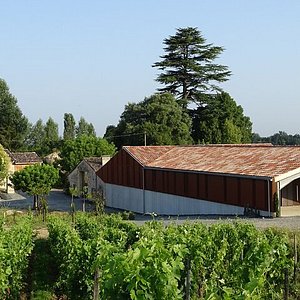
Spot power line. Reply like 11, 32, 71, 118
105, 132, 147, 146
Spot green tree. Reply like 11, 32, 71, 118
0, 144, 10, 183
10, 164, 59, 209
0, 79, 29, 150
76, 117, 96, 137
63, 113, 76, 141
44, 117, 60, 152
110, 93, 193, 148
153, 27, 231, 108
25, 119, 46, 153
60, 135, 116, 172
191, 92, 252, 144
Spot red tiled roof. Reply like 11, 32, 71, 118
124, 146, 175, 165
124, 145, 300, 178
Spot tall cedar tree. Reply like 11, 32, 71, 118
153, 27, 231, 108
0, 79, 29, 150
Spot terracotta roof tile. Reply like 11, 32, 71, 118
124, 146, 175, 165
5, 150, 42, 164
124, 145, 300, 178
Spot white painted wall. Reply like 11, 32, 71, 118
104, 183, 144, 213
104, 183, 251, 215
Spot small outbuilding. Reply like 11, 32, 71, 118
0, 150, 42, 193
97, 144, 300, 217
68, 156, 111, 195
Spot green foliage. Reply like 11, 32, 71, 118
11, 164, 59, 197
47, 215, 294, 299
60, 135, 116, 172
63, 113, 76, 141
153, 27, 231, 108
76, 117, 96, 138
26, 119, 46, 154
0, 144, 10, 182
191, 92, 252, 144
26, 118, 61, 156
253, 131, 300, 145
108, 93, 193, 148
44, 117, 60, 151
0, 79, 29, 150
0, 216, 34, 298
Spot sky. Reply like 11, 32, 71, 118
1, 0, 299, 137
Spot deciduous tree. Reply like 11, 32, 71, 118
0, 144, 10, 183
60, 135, 116, 172
191, 92, 252, 144
109, 93, 193, 148
11, 164, 59, 209
0, 79, 29, 150
63, 113, 76, 141
76, 117, 96, 137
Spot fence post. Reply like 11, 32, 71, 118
93, 268, 100, 300
185, 258, 191, 300
284, 267, 289, 300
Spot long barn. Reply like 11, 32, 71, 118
97, 144, 300, 217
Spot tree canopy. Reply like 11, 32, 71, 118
25, 118, 60, 156
63, 113, 76, 141
0, 145, 10, 183
253, 131, 300, 145
106, 93, 193, 148
0, 79, 29, 150
60, 135, 116, 172
153, 27, 231, 108
11, 164, 59, 197
76, 117, 96, 137
191, 92, 252, 144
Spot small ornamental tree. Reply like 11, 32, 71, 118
11, 164, 59, 212
0, 144, 10, 183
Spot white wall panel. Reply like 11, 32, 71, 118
104, 183, 271, 216
104, 183, 144, 213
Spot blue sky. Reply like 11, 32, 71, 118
1, 1, 299, 137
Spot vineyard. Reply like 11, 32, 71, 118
0, 215, 34, 299
1, 212, 300, 299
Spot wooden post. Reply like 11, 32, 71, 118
185, 258, 191, 300
284, 267, 289, 300
93, 268, 100, 300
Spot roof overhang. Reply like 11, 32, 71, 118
274, 167, 300, 190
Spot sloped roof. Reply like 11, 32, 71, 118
124, 144, 300, 178
83, 157, 103, 171
5, 150, 42, 164
124, 146, 175, 165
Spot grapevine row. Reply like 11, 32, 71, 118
47, 214, 294, 299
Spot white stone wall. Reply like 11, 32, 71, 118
68, 161, 100, 195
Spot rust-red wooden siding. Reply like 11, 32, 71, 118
97, 149, 143, 189
97, 149, 273, 212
